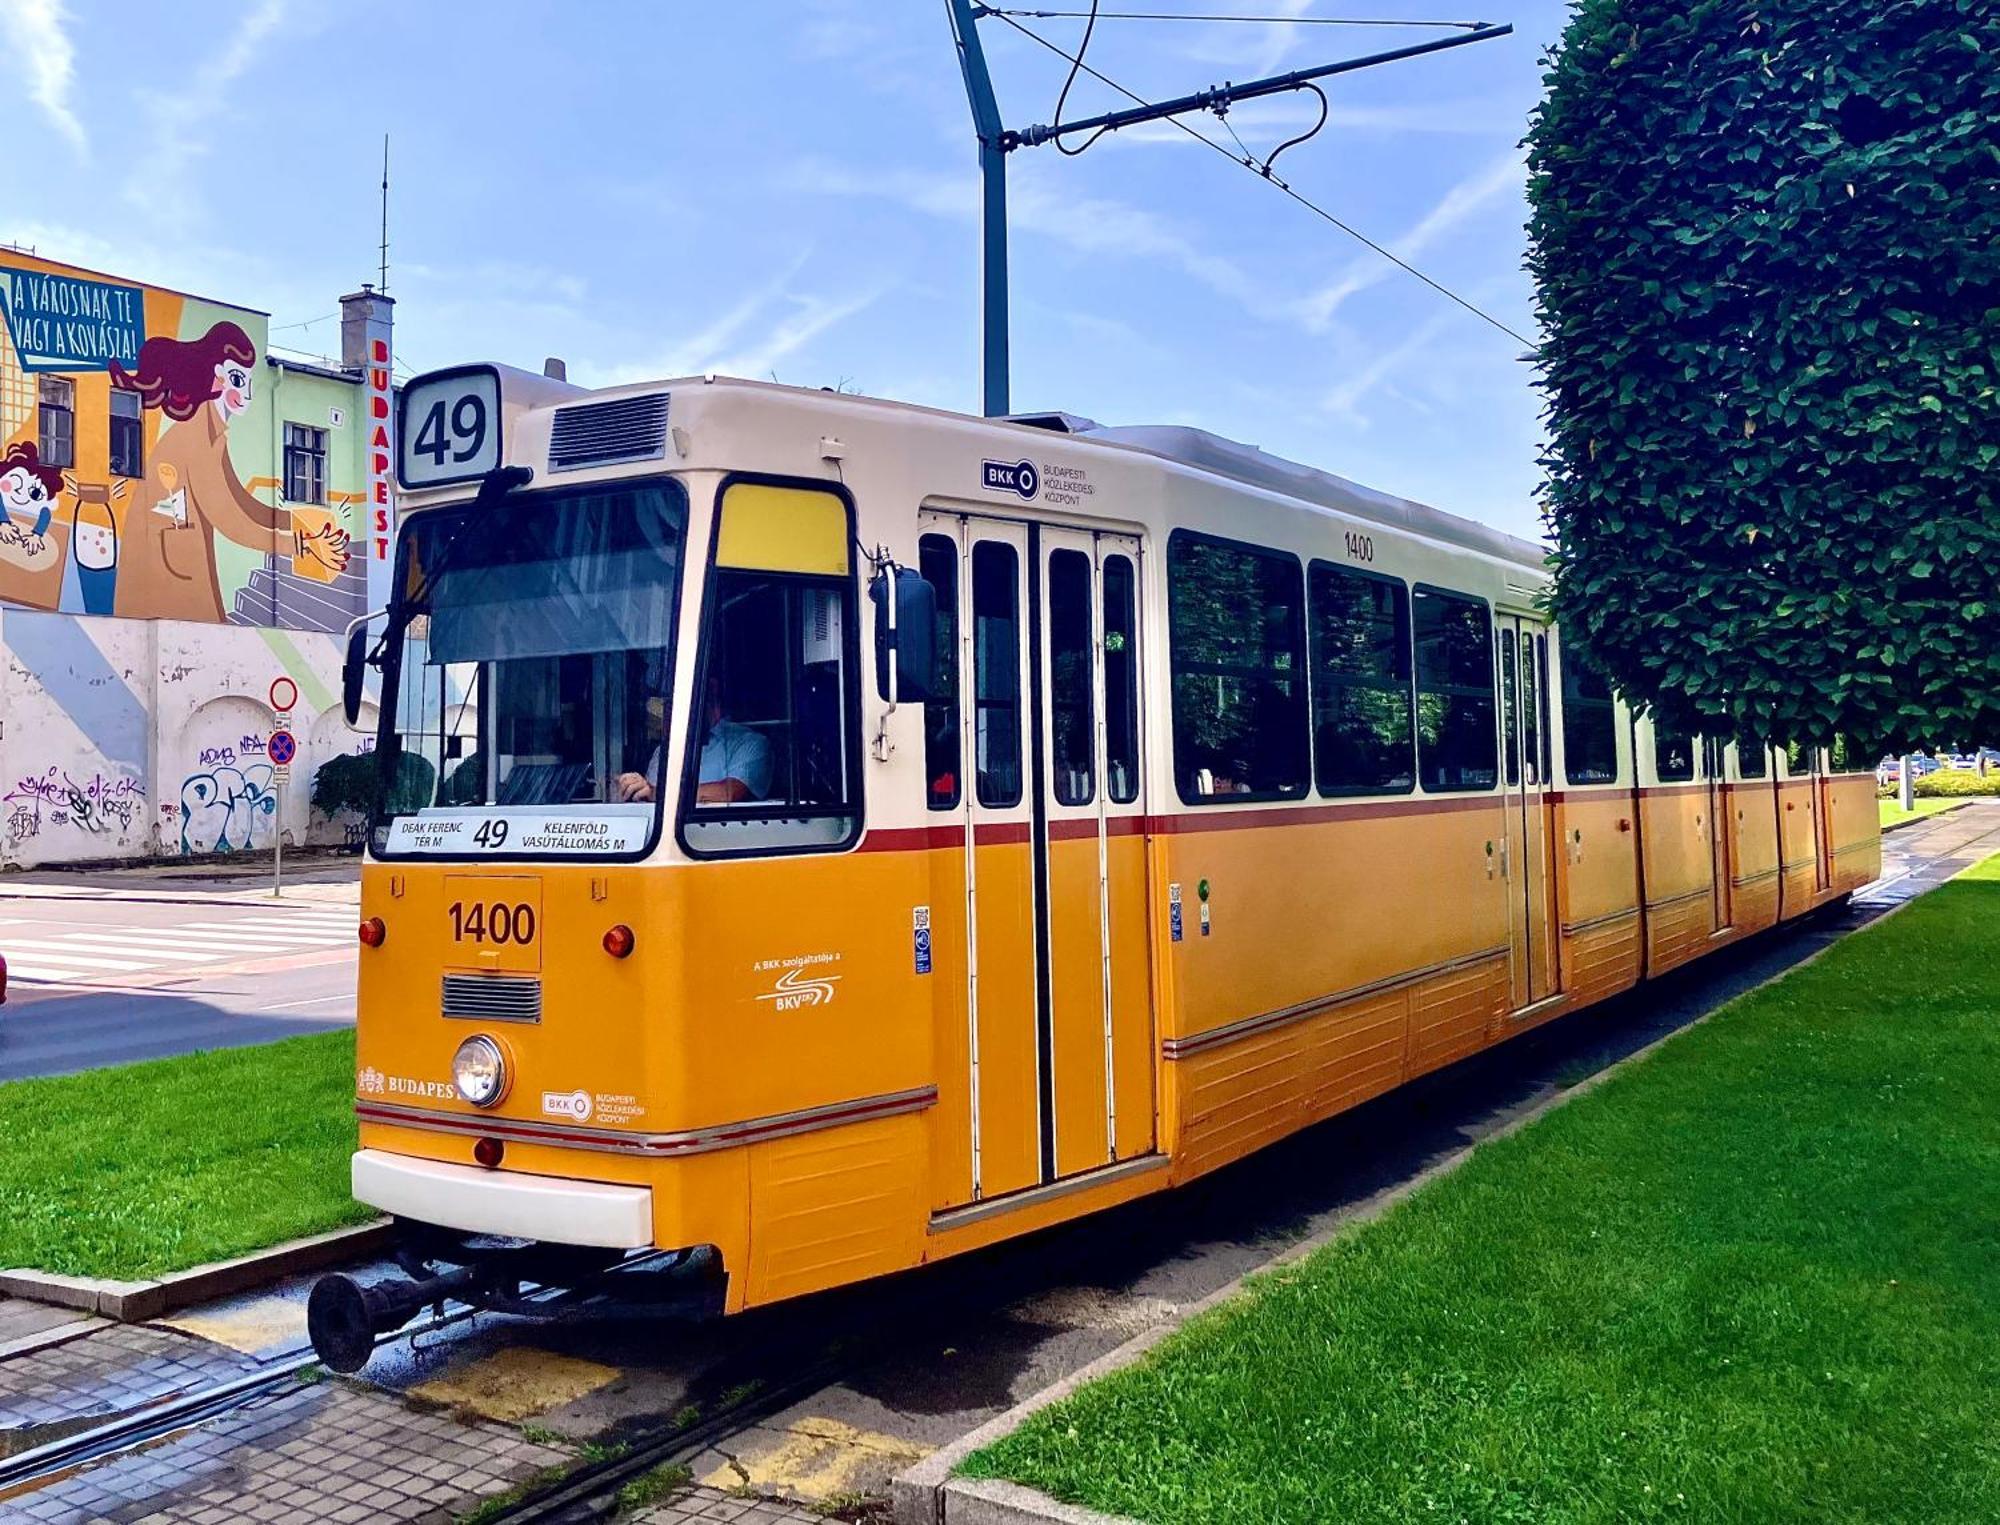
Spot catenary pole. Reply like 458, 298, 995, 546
945, 4, 1509, 418
948, 0, 1012, 417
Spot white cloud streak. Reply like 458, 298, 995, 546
125, 0, 291, 225
2, 0, 87, 156
1295, 146, 1525, 332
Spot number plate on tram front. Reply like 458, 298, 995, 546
443, 876, 543, 972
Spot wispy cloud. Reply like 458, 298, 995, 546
2, 0, 87, 156
788, 158, 1268, 317
124, 0, 291, 226
1295, 146, 1524, 332
587, 254, 885, 387
1320, 309, 1456, 424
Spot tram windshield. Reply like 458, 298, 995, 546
371, 481, 686, 857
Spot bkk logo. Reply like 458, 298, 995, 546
981, 458, 1039, 501
541, 1089, 593, 1122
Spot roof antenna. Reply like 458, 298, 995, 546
378, 134, 390, 293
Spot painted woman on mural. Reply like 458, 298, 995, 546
108, 321, 351, 621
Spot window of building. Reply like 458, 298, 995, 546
1654, 729, 1696, 782
1309, 562, 1412, 795
109, 388, 144, 479
1103, 553, 1140, 805
1560, 640, 1619, 785
1168, 531, 1308, 802
38, 377, 74, 470
1412, 587, 1497, 792
1735, 733, 1768, 780
973, 540, 1023, 808
918, 534, 960, 811
284, 423, 327, 505
1048, 548, 1095, 806
680, 479, 860, 856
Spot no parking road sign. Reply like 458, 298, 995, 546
267, 729, 298, 767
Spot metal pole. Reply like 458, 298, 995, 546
273, 779, 284, 897
947, 0, 1010, 417
1899, 755, 1913, 813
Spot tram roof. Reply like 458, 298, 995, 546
1037, 416, 1549, 573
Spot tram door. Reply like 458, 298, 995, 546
933, 513, 1156, 1206
1498, 617, 1559, 1009
1810, 748, 1834, 893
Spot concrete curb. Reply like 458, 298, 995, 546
0, 1220, 391, 1322
892, 889, 1940, 1525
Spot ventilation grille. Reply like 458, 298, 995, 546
441, 973, 543, 1024
548, 393, 670, 472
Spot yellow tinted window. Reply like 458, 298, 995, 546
714, 482, 849, 576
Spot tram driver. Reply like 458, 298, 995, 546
616, 672, 772, 806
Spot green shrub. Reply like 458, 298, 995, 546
1914, 770, 2000, 798
1525, 1, 2000, 749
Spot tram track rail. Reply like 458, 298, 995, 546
0, 1250, 687, 1499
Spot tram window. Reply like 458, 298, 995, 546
973, 541, 1023, 808
1559, 639, 1619, 785
1103, 554, 1140, 804
1167, 531, 1308, 803
1412, 587, 1497, 793
681, 481, 860, 856
1782, 739, 1809, 776
1736, 733, 1768, 780
1655, 729, 1695, 782
1307, 562, 1413, 796
1501, 632, 1520, 787
1049, 549, 1095, 806
371, 481, 685, 859
918, 535, 960, 810
1528, 635, 1550, 784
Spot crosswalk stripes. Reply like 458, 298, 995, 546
2, 907, 359, 986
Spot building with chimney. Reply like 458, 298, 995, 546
0, 247, 395, 865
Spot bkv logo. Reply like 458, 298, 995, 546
757, 965, 842, 1011
981, 458, 1040, 501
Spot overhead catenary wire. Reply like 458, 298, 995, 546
990, 8, 1536, 347
988, 9, 1493, 27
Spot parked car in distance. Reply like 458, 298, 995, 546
1944, 754, 1979, 771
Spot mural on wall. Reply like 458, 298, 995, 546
0, 254, 366, 634
107, 323, 351, 621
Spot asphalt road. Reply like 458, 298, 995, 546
0, 865, 356, 1080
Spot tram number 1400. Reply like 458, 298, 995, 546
448, 900, 538, 946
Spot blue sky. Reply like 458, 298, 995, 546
2, 0, 1570, 540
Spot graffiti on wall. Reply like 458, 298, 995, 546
178, 763, 276, 855
0, 256, 365, 633
2, 763, 145, 848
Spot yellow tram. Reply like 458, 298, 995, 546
310, 365, 1880, 1365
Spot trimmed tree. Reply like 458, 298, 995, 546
1525, 0, 2000, 751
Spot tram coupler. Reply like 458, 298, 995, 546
307, 1264, 481, 1373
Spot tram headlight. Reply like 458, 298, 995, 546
451, 1035, 508, 1108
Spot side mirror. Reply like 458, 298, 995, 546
871, 567, 937, 704
342, 623, 372, 728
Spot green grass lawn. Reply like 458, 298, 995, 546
1879, 795, 1967, 827
0, 1031, 370, 1280
968, 856, 2000, 1524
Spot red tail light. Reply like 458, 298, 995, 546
358, 917, 386, 948
473, 1137, 505, 1169
603, 924, 636, 959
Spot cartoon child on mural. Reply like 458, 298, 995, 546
107, 321, 351, 621
0, 442, 64, 596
